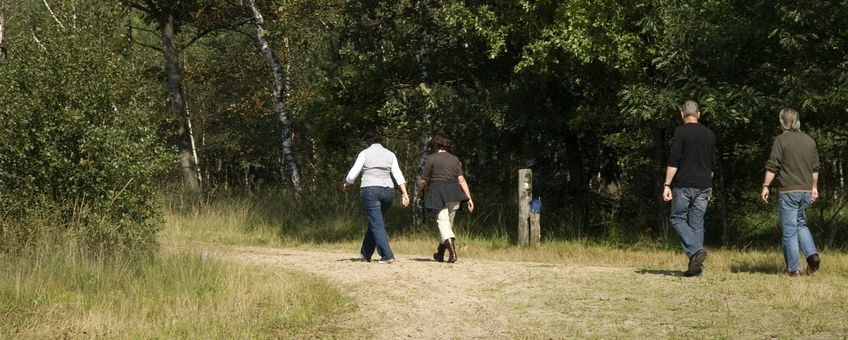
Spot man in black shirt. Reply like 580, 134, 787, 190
662, 100, 717, 277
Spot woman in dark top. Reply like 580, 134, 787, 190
414, 132, 474, 263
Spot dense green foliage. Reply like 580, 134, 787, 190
2, 0, 848, 252
0, 2, 168, 253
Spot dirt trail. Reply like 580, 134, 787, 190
163, 240, 638, 339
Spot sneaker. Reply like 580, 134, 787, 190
806, 254, 820, 273
684, 249, 707, 277
377, 258, 395, 264
359, 255, 371, 262
788, 271, 801, 277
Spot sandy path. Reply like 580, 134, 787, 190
163, 240, 634, 339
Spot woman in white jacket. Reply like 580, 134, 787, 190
343, 130, 410, 263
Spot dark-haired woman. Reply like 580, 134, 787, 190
414, 132, 474, 263
344, 130, 410, 264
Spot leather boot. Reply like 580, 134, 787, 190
445, 237, 457, 263
433, 243, 446, 262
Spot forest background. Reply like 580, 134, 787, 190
2, 0, 848, 255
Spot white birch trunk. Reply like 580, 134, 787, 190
42, 0, 65, 30
412, 0, 432, 230
0, 1, 6, 61
186, 107, 203, 187
249, 0, 302, 196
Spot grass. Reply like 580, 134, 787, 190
0, 243, 359, 339
7, 186, 848, 338
160, 186, 848, 275
158, 187, 848, 337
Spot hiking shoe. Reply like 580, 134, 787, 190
806, 254, 820, 273
684, 249, 707, 277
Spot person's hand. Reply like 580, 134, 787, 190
662, 186, 672, 202
401, 194, 410, 207
343, 182, 351, 192
414, 190, 421, 197
466, 199, 475, 213
812, 187, 819, 203
760, 186, 769, 204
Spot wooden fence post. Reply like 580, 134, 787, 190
518, 169, 532, 246
529, 208, 541, 246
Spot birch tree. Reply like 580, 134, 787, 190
0, 0, 6, 62
411, 0, 432, 230
247, 0, 302, 196
122, 0, 232, 192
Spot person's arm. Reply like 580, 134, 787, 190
662, 166, 677, 202
761, 170, 776, 203
397, 184, 410, 206
415, 157, 433, 197
663, 129, 682, 202
812, 172, 819, 203
343, 152, 366, 192
761, 138, 784, 203
389, 154, 410, 207
415, 179, 427, 197
812, 142, 820, 203
458, 175, 474, 212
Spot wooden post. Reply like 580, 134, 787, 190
518, 169, 532, 246
530, 211, 541, 246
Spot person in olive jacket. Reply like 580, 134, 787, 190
760, 108, 821, 276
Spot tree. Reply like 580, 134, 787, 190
122, 0, 245, 192
0, 0, 7, 61
0, 0, 169, 253
247, 0, 302, 196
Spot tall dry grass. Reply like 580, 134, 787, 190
160, 186, 848, 277
0, 242, 359, 338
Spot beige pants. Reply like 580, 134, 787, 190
436, 201, 460, 242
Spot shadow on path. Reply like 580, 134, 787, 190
635, 269, 682, 277
729, 260, 782, 275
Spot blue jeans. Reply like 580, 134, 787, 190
670, 187, 711, 258
360, 186, 395, 262
778, 192, 818, 272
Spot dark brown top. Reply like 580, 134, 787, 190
422, 151, 463, 182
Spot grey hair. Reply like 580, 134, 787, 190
680, 100, 700, 118
779, 108, 801, 131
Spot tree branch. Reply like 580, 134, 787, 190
180, 19, 252, 51
128, 34, 162, 52
129, 24, 158, 35
42, 0, 66, 30
226, 27, 256, 42
28, 20, 47, 52
122, 0, 154, 15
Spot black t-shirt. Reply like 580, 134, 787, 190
667, 123, 716, 189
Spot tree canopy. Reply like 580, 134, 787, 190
2, 0, 848, 252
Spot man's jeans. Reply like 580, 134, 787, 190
360, 186, 395, 261
670, 187, 711, 258
778, 192, 817, 272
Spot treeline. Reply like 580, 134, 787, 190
2, 0, 848, 253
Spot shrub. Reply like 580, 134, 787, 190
0, 6, 169, 254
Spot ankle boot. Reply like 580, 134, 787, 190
433, 243, 446, 262
445, 237, 457, 263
